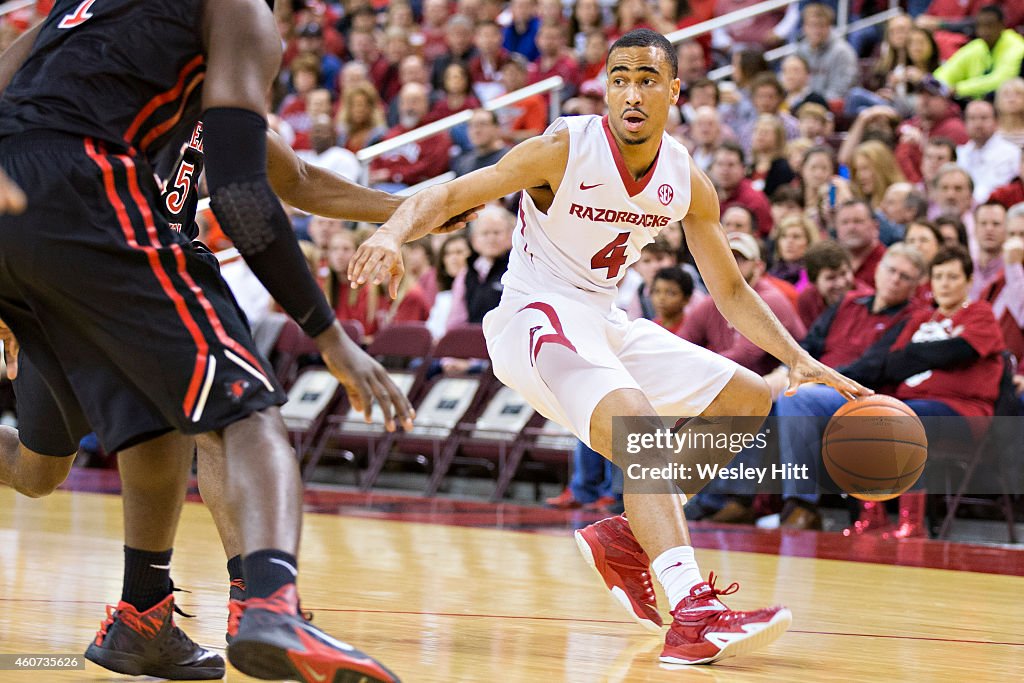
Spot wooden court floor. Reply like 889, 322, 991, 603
1, 488, 1022, 682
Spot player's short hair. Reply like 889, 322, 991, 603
930, 245, 973, 280
805, 240, 852, 282
653, 266, 695, 299
608, 28, 678, 80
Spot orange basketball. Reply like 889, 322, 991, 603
822, 396, 928, 502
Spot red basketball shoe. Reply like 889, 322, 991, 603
227, 584, 399, 683
660, 573, 791, 665
574, 515, 663, 632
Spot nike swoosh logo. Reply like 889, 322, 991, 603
149, 564, 171, 570
300, 662, 328, 683
579, 182, 603, 190
268, 558, 298, 577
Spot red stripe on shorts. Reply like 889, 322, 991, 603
519, 302, 577, 364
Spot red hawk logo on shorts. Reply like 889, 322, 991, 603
658, 184, 674, 206
225, 379, 251, 403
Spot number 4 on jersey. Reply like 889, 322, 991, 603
58, 0, 97, 30
591, 232, 630, 278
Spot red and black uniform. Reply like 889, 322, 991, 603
0, 0, 285, 454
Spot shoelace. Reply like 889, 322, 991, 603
170, 580, 194, 619
94, 605, 117, 644
703, 572, 740, 600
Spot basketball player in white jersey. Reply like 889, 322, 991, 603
350, 29, 870, 665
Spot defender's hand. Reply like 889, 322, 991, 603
315, 322, 414, 432
785, 353, 872, 401
0, 169, 25, 215
348, 229, 405, 299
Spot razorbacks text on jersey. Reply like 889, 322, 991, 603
504, 115, 693, 304
0, 0, 205, 162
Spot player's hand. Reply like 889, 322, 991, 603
348, 228, 404, 299
785, 352, 872, 401
315, 322, 414, 432
0, 169, 26, 215
432, 205, 482, 235
0, 317, 18, 380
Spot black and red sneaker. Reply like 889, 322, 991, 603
84, 594, 224, 679
227, 584, 400, 683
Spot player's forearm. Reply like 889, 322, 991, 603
274, 163, 403, 223
718, 284, 808, 367
378, 184, 453, 245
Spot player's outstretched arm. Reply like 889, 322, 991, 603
349, 132, 567, 296
684, 160, 871, 400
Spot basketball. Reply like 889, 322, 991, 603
822, 396, 928, 502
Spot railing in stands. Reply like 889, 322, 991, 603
0, 1, 33, 18
664, 0, 799, 46
354, 75, 564, 168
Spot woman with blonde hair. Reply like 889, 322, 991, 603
850, 140, 905, 210
335, 82, 387, 153
749, 114, 795, 197
768, 214, 819, 289
995, 78, 1024, 148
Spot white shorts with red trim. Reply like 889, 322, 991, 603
482, 290, 738, 449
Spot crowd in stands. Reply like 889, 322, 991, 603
2, 0, 1023, 537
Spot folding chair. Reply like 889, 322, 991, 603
937, 352, 1021, 543
508, 417, 578, 499
271, 319, 364, 390
279, 368, 344, 464
360, 324, 493, 491
303, 322, 433, 481
423, 384, 536, 498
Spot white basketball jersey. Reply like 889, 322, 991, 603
503, 114, 692, 304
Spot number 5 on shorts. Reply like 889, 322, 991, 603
591, 232, 630, 278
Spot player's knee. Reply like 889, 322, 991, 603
14, 450, 73, 498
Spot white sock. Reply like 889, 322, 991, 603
651, 546, 704, 608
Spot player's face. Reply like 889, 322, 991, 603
815, 264, 854, 305
605, 46, 680, 147
930, 259, 970, 310
651, 279, 687, 318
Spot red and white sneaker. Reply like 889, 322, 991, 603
574, 515, 662, 632
661, 573, 791, 665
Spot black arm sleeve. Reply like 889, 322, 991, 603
836, 319, 909, 387
878, 338, 981, 385
801, 301, 840, 359
202, 107, 335, 338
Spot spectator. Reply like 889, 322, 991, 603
917, 136, 958, 197
850, 140, 907, 212
469, 20, 512, 103
420, 0, 453, 62
576, 30, 609, 84
796, 239, 857, 329
995, 77, 1024, 147
277, 54, 321, 146
837, 199, 887, 288
426, 62, 481, 123
800, 145, 852, 234
453, 109, 511, 177
496, 55, 547, 143
769, 214, 819, 288
977, 203, 1024, 364
988, 154, 1024, 208
683, 232, 806, 376
768, 243, 925, 529
335, 82, 388, 153
895, 76, 968, 183
970, 202, 1009, 300
928, 164, 976, 237
770, 184, 806, 229
795, 103, 830, 144
295, 23, 342, 95
796, 2, 859, 103
606, 0, 653, 41
934, 6, 1024, 100
741, 74, 800, 150
621, 237, 679, 320
722, 205, 757, 237
386, 55, 431, 127
711, 0, 799, 51
748, 115, 796, 197
369, 83, 453, 191
676, 40, 709, 100
427, 233, 474, 339
323, 229, 374, 341
529, 23, 580, 101
430, 15, 478, 93
562, 78, 607, 116
935, 213, 969, 248
569, 0, 605, 54
712, 142, 774, 238
337, 60, 372, 101
545, 440, 623, 511
719, 49, 770, 140
878, 182, 928, 245
504, 0, 541, 61
685, 106, 726, 173
841, 246, 1006, 538
297, 114, 361, 183
904, 220, 944, 272
838, 105, 903, 168
652, 267, 696, 337
449, 205, 515, 327
780, 54, 829, 114
402, 238, 439, 308
372, 28, 412, 105
957, 100, 1023, 204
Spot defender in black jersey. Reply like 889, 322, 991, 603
0, 2, 409, 682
